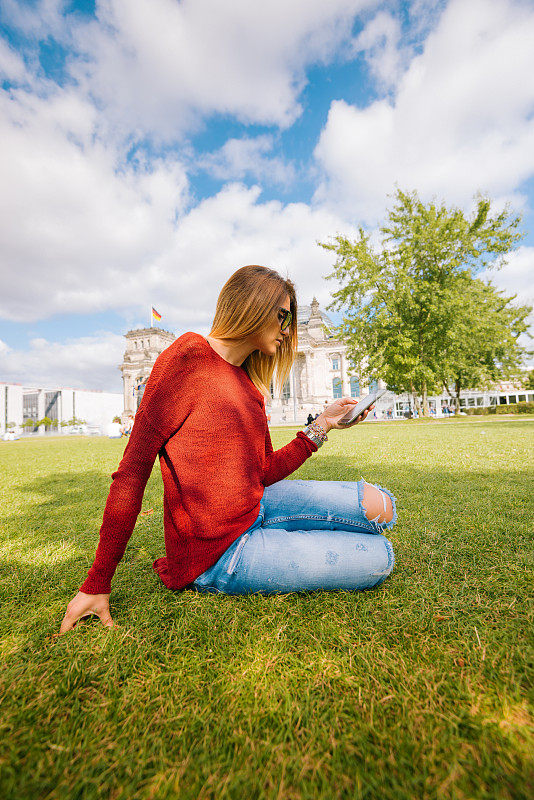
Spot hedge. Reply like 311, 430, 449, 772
495, 402, 534, 414
465, 402, 534, 415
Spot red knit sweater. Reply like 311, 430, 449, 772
80, 332, 317, 594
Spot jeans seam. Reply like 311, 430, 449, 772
263, 513, 376, 533
372, 537, 395, 587
226, 534, 250, 575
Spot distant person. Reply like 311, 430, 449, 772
118, 415, 134, 436
136, 379, 147, 410
60, 265, 396, 632
306, 413, 315, 425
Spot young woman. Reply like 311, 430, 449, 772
60, 266, 397, 632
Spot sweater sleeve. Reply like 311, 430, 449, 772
262, 426, 317, 487
80, 340, 195, 594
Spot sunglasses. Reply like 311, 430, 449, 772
277, 307, 292, 332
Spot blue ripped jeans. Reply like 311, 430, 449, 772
193, 479, 397, 595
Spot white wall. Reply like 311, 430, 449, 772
0, 383, 23, 433
72, 389, 123, 429
0, 383, 123, 434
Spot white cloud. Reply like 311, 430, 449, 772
481, 246, 534, 310
197, 135, 296, 187
352, 11, 404, 89
0, 37, 30, 83
0, 82, 189, 322
406, 0, 447, 40
0, 74, 356, 329
0, 332, 125, 391
127, 183, 359, 334
478, 246, 534, 366
315, 0, 534, 222
0, 0, 66, 41
0, 180, 358, 389
65, 0, 377, 138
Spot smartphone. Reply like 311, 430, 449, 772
339, 388, 387, 425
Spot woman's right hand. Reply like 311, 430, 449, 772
59, 591, 113, 634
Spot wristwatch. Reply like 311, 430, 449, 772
302, 421, 328, 448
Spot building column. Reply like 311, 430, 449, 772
306, 353, 314, 400
124, 374, 135, 415
123, 375, 130, 414
37, 389, 46, 436
341, 352, 350, 396
129, 374, 136, 414
304, 353, 314, 403
295, 357, 304, 402
1, 385, 6, 434
58, 391, 63, 434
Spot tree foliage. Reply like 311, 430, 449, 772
37, 417, 53, 428
320, 189, 531, 413
522, 369, 534, 390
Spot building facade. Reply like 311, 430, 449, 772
2, 301, 530, 439
119, 300, 387, 424
119, 327, 176, 418
266, 298, 384, 423
116, 300, 532, 426
0, 382, 123, 436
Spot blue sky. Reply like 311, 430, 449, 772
0, 0, 533, 391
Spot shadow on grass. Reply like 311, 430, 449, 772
0, 468, 165, 645
1, 468, 162, 552
1, 455, 531, 609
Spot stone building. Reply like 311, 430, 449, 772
118, 300, 379, 425
119, 327, 176, 418
266, 298, 379, 424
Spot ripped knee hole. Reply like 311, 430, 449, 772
362, 484, 394, 524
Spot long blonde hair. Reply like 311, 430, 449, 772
209, 265, 298, 398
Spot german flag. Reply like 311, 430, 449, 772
152, 307, 162, 322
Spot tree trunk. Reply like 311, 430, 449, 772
422, 382, 429, 416
454, 378, 461, 414
411, 384, 421, 417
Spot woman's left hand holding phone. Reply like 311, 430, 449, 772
314, 397, 374, 433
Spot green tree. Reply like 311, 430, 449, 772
522, 369, 534, 390
65, 417, 86, 427
439, 277, 530, 408
320, 189, 529, 414
37, 417, 53, 430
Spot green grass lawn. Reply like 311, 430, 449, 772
0, 417, 533, 800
